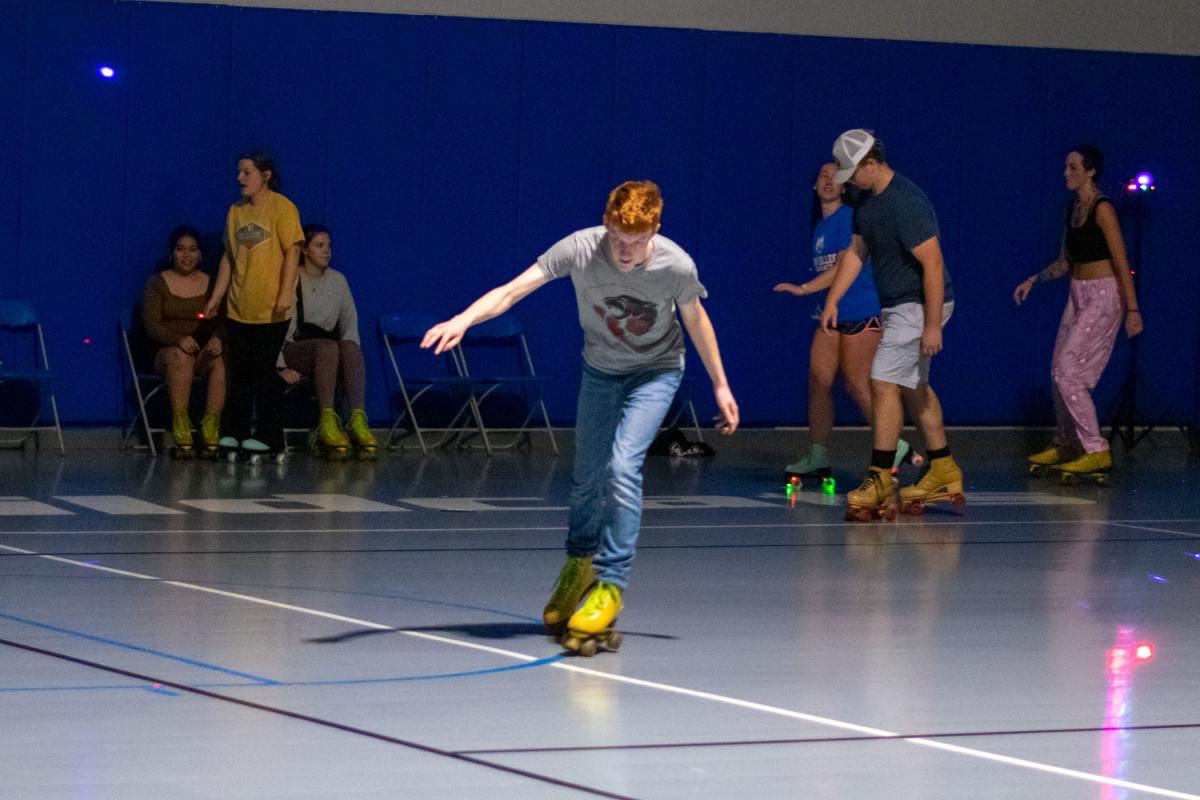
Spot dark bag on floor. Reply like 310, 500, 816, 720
648, 426, 715, 458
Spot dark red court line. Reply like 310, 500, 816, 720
0, 637, 635, 800
458, 722, 1200, 756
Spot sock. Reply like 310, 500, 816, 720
871, 449, 895, 471
928, 446, 951, 461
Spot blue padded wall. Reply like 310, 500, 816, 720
3, 0, 1197, 430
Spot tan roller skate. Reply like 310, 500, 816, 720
899, 455, 966, 516
1027, 444, 1075, 478
1059, 450, 1111, 486
845, 467, 897, 522
542, 555, 594, 633
346, 409, 378, 460
562, 581, 623, 657
169, 411, 195, 459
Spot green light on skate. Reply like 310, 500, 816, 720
785, 482, 794, 497
821, 477, 836, 495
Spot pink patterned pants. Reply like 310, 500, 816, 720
1051, 277, 1122, 453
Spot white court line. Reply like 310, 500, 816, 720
1, 543, 1196, 798
5, 518, 1200, 536
1102, 521, 1200, 540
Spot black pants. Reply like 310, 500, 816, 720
223, 319, 289, 450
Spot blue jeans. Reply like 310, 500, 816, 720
567, 362, 683, 589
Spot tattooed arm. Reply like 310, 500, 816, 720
1014, 244, 1069, 305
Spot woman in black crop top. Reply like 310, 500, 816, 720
1012, 145, 1142, 479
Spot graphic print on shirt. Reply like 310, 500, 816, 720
813, 232, 837, 273
589, 285, 661, 352
235, 222, 269, 251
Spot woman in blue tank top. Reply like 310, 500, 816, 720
774, 162, 885, 477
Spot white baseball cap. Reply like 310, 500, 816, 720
832, 129, 876, 184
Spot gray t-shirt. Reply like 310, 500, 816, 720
538, 226, 707, 375
852, 172, 954, 308
287, 267, 360, 345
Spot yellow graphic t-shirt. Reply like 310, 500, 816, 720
224, 191, 303, 323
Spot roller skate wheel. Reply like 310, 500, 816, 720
951, 495, 967, 513
578, 638, 598, 657
911, 453, 925, 467
900, 501, 924, 516
562, 634, 581, 651
605, 631, 623, 651
883, 505, 898, 521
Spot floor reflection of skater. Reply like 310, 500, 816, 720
423, 180, 739, 654
1014, 145, 1142, 481
141, 226, 225, 457
819, 130, 963, 519
774, 161, 882, 478
278, 224, 377, 459
204, 153, 304, 461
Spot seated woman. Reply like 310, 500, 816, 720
141, 225, 225, 457
278, 224, 377, 459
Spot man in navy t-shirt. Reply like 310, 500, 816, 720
820, 130, 965, 519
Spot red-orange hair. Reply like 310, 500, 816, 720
604, 180, 662, 233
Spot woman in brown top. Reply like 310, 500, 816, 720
141, 226, 225, 456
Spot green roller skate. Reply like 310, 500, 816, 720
198, 412, 221, 459
562, 581, 624, 657
542, 555, 594, 634
169, 411, 195, 459
346, 409, 378, 460
309, 409, 350, 460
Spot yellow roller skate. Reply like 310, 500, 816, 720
309, 409, 350, 460
198, 412, 221, 459
169, 411, 195, 459
1059, 450, 1111, 486
562, 581, 623, 657
346, 409, 378, 460
899, 455, 966, 516
845, 467, 897, 522
542, 555, 594, 633
1027, 444, 1076, 478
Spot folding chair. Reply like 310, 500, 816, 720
379, 311, 480, 455
454, 312, 558, 455
119, 306, 168, 455
0, 300, 65, 454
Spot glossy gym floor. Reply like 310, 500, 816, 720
2, 430, 1198, 799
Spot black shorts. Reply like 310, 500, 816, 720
836, 316, 882, 336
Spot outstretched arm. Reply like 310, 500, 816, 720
421, 264, 550, 354
1014, 243, 1070, 304
774, 262, 839, 296
678, 296, 739, 435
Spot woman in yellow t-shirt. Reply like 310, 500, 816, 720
204, 153, 303, 461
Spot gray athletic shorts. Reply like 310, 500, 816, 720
870, 301, 955, 389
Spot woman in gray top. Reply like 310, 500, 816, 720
279, 224, 376, 458
423, 181, 739, 655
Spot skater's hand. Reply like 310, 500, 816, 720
202, 298, 220, 320
1013, 277, 1035, 305
278, 367, 303, 385
178, 335, 199, 355
1125, 310, 1143, 338
203, 337, 223, 357
421, 317, 469, 355
773, 282, 808, 296
712, 385, 739, 435
921, 325, 942, 356
273, 294, 293, 315
819, 304, 838, 335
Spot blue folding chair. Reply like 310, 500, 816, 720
119, 306, 169, 455
454, 312, 558, 455
379, 312, 481, 455
0, 300, 65, 454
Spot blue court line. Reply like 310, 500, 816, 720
0, 654, 563, 696
0, 611, 278, 685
